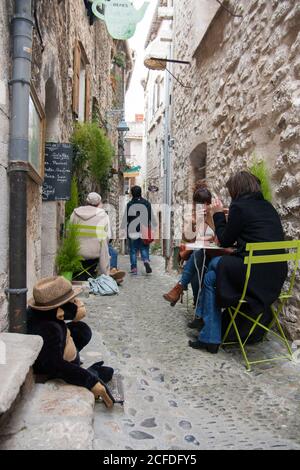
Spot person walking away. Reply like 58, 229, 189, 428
122, 185, 156, 275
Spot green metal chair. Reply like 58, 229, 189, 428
222, 241, 300, 371
71, 224, 107, 280
72, 260, 98, 281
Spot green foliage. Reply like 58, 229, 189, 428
99, 170, 112, 194
65, 176, 79, 220
113, 53, 126, 68
249, 159, 273, 202
56, 223, 83, 274
71, 122, 114, 183
151, 241, 161, 255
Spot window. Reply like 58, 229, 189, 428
72, 40, 91, 121
151, 76, 164, 119
78, 64, 86, 121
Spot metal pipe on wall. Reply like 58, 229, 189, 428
7, 0, 33, 333
163, 43, 173, 262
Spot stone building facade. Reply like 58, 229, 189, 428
0, 0, 132, 330
143, 0, 173, 243
124, 117, 145, 192
170, 0, 300, 338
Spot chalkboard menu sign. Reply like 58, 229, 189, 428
42, 143, 73, 201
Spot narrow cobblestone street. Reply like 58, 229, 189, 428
80, 255, 300, 450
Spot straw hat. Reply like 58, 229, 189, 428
28, 276, 82, 311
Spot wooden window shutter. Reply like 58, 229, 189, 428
85, 69, 91, 122
72, 40, 81, 115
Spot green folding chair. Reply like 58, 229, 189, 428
71, 224, 108, 280
222, 240, 300, 371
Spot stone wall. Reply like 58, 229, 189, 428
171, 0, 300, 338
0, 0, 13, 331
27, 0, 125, 290
145, 115, 165, 208
0, 0, 129, 328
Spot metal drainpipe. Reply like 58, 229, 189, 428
163, 43, 173, 263
7, 0, 33, 333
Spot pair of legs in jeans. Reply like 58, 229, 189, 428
180, 250, 206, 303
176, 250, 222, 347
163, 249, 206, 306
129, 238, 150, 271
108, 243, 118, 269
194, 256, 222, 345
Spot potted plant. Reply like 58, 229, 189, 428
56, 223, 83, 281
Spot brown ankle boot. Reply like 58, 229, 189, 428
163, 283, 184, 306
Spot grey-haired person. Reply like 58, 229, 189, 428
70, 192, 110, 278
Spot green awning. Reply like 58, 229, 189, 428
124, 165, 141, 173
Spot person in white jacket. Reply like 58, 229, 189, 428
70, 192, 111, 277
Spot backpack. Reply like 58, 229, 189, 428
88, 275, 119, 296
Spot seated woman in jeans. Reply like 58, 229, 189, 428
163, 182, 214, 327
189, 171, 287, 354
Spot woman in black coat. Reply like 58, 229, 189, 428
189, 171, 287, 353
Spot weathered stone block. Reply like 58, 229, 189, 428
271, 66, 290, 88
0, 382, 95, 450
289, 32, 300, 60
284, 2, 300, 30
212, 108, 228, 127
280, 125, 300, 144
271, 0, 291, 27
0, 333, 43, 416
294, 61, 300, 80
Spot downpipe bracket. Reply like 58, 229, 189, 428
5, 288, 28, 299
7, 161, 29, 173
12, 13, 34, 26
8, 78, 31, 86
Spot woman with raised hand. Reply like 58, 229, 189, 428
189, 171, 287, 353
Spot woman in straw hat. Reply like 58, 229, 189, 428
27, 276, 115, 408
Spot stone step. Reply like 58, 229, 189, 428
0, 333, 43, 418
0, 381, 95, 450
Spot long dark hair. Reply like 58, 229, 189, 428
226, 171, 261, 200
193, 180, 212, 204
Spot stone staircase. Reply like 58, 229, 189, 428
0, 332, 95, 450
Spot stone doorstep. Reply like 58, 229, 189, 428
0, 381, 95, 450
0, 333, 43, 416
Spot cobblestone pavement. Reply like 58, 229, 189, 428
80, 255, 300, 450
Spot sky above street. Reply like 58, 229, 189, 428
125, 0, 158, 122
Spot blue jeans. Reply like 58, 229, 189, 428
108, 243, 118, 269
180, 250, 204, 289
129, 238, 150, 269
196, 256, 222, 344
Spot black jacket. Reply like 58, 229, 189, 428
123, 196, 156, 239
213, 192, 287, 340
27, 304, 98, 390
